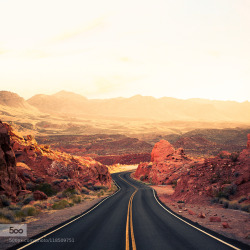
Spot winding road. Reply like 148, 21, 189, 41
13, 172, 248, 250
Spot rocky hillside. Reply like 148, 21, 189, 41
0, 91, 38, 111
134, 136, 250, 206
0, 121, 111, 201
36, 134, 152, 156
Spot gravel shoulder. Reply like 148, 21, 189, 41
152, 185, 250, 247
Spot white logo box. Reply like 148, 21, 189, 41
0, 224, 27, 237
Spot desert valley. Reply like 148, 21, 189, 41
0, 90, 249, 249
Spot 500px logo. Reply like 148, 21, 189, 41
0, 224, 27, 237
9, 226, 24, 234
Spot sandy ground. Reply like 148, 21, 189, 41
152, 185, 250, 246
108, 164, 138, 173
0, 196, 106, 250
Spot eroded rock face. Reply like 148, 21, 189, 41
0, 121, 22, 200
151, 140, 175, 163
1, 121, 112, 199
135, 135, 250, 204
135, 140, 193, 185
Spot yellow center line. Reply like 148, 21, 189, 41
130, 192, 137, 250
118, 174, 138, 250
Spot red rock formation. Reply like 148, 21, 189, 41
210, 217, 221, 222
247, 134, 250, 149
1, 121, 112, 199
151, 140, 175, 163
222, 222, 231, 228
135, 140, 193, 185
135, 135, 250, 204
0, 121, 23, 200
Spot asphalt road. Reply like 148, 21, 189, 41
13, 172, 248, 250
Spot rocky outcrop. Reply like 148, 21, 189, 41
135, 140, 193, 185
151, 140, 175, 163
0, 121, 23, 200
247, 134, 250, 149
0, 121, 112, 201
135, 135, 250, 204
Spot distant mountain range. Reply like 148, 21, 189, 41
0, 90, 250, 123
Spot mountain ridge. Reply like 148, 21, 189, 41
26, 91, 250, 122
1, 90, 250, 123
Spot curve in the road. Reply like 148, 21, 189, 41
12, 172, 249, 250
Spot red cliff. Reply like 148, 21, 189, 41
0, 121, 112, 201
0, 122, 23, 200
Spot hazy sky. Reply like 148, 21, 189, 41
0, 0, 249, 101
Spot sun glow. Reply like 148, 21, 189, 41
0, 0, 249, 101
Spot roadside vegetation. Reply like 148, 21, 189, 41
0, 182, 118, 223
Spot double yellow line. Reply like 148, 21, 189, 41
118, 174, 138, 250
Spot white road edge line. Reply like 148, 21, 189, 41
127, 174, 241, 250
152, 189, 240, 250
17, 180, 121, 250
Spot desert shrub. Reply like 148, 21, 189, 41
21, 205, 39, 216
230, 152, 239, 162
241, 204, 250, 213
23, 195, 34, 205
172, 180, 177, 189
234, 172, 240, 178
228, 201, 241, 210
0, 217, 12, 224
0, 195, 10, 207
210, 197, 219, 204
140, 176, 145, 181
215, 184, 237, 199
8, 205, 21, 211
218, 153, 225, 159
219, 198, 229, 208
93, 186, 108, 191
26, 182, 35, 190
52, 199, 70, 210
34, 183, 57, 197
81, 187, 90, 195
56, 192, 64, 199
71, 195, 81, 204
62, 188, 78, 198
238, 197, 247, 203
0, 210, 15, 222
15, 210, 26, 219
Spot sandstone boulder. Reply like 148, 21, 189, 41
151, 140, 175, 163
210, 216, 221, 222
222, 222, 231, 228
198, 212, 206, 218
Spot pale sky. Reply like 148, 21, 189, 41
0, 0, 249, 101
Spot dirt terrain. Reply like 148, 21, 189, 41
152, 185, 250, 246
